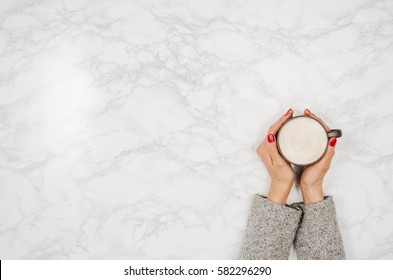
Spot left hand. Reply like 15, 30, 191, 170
256, 109, 295, 204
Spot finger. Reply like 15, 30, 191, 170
265, 134, 279, 154
318, 138, 337, 168
265, 133, 290, 165
304, 108, 331, 131
268, 108, 293, 135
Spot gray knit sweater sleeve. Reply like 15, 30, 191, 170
293, 196, 345, 260
238, 194, 302, 260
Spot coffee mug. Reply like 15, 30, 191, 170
276, 115, 342, 166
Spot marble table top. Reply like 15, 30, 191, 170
1, 0, 393, 259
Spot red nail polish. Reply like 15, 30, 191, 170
268, 134, 275, 143
284, 108, 292, 116
306, 108, 315, 116
329, 138, 337, 147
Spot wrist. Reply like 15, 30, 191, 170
267, 180, 293, 205
300, 184, 324, 204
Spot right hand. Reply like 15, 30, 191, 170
300, 109, 337, 204
256, 109, 295, 204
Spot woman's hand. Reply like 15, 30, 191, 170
256, 109, 295, 205
300, 109, 337, 204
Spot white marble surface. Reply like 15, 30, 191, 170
1, 0, 393, 259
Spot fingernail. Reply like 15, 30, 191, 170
284, 108, 292, 116
306, 108, 315, 116
268, 134, 275, 143
329, 138, 337, 147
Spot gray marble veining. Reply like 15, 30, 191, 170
1, 0, 393, 259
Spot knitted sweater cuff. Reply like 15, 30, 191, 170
293, 196, 346, 259
238, 194, 302, 259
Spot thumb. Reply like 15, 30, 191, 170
266, 134, 280, 155
266, 134, 287, 164
319, 138, 336, 167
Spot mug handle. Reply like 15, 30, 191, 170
327, 129, 342, 138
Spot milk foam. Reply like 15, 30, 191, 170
277, 117, 328, 165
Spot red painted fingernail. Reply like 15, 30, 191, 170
268, 134, 275, 143
306, 108, 315, 116
284, 108, 292, 116
329, 138, 337, 147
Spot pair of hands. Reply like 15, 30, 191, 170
256, 108, 337, 205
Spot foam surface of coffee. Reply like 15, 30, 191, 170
277, 117, 328, 165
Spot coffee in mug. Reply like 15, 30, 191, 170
276, 115, 342, 166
